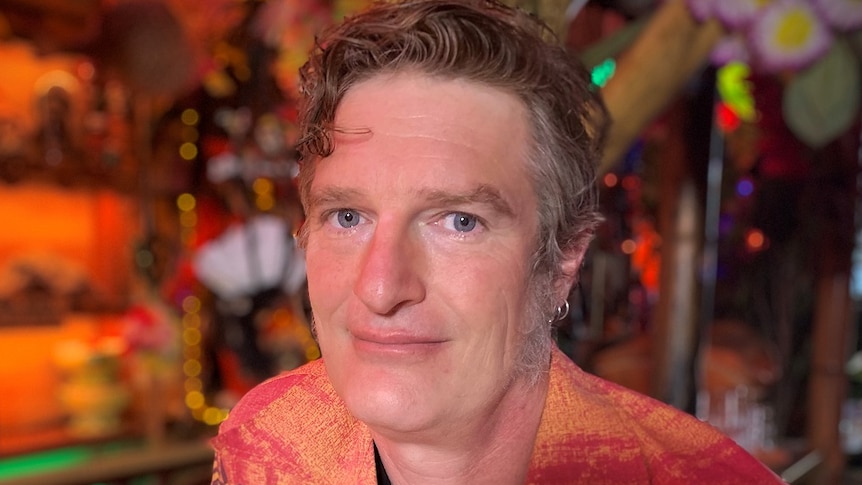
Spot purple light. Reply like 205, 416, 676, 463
737, 178, 754, 197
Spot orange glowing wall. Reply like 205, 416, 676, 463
0, 182, 137, 303
0, 183, 138, 451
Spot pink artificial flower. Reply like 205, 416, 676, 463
714, 0, 774, 29
748, 0, 833, 73
810, 0, 862, 32
711, 35, 752, 66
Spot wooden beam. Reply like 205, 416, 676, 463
599, 0, 723, 174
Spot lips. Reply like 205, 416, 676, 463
348, 326, 449, 357
350, 328, 447, 346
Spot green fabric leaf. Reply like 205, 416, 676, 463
783, 40, 861, 149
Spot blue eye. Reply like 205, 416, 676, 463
336, 209, 361, 228
450, 212, 477, 232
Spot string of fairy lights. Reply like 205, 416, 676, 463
177, 192, 230, 426
176, 108, 230, 426
174, 107, 317, 426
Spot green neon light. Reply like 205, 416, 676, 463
0, 446, 92, 479
591, 58, 617, 88
717, 62, 756, 122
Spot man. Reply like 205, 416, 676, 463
211, 1, 784, 483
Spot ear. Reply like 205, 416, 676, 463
553, 246, 587, 303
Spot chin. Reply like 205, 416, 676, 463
336, 360, 439, 434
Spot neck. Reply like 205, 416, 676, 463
370, 371, 550, 484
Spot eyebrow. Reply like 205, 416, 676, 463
306, 187, 364, 214
417, 185, 516, 218
307, 184, 516, 218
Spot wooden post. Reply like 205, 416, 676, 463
808, 271, 853, 482
599, 0, 723, 174
806, 128, 860, 483
649, 101, 704, 409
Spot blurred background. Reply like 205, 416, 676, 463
0, 0, 860, 483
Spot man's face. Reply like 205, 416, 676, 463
303, 72, 540, 437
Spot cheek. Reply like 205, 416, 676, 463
305, 245, 350, 312
431, 251, 531, 335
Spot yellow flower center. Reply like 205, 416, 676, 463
775, 8, 814, 49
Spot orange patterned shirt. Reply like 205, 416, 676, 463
211, 347, 784, 484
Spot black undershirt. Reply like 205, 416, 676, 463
374, 442, 392, 485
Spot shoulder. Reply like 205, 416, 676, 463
217, 358, 333, 434
537, 348, 783, 483
210, 359, 376, 484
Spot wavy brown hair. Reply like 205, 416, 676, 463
296, 0, 608, 377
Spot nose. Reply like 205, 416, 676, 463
353, 221, 426, 315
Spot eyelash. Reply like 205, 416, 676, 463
319, 208, 487, 237
439, 212, 484, 234
323, 208, 364, 229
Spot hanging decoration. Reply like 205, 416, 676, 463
746, 0, 832, 73
717, 62, 755, 119
783, 40, 861, 148
686, 0, 860, 72
686, 0, 862, 148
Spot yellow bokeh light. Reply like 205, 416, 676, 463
252, 177, 273, 195
184, 377, 203, 392
176, 193, 196, 212
181, 108, 200, 126
183, 312, 201, 328
203, 407, 229, 426
183, 328, 202, 346
185, 391, 205, 409
179, 142, 198, 160
256, 194, 275, 211
183, 358, 202, 377
182, 296, 201, 314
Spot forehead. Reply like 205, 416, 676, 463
306, 72, 535, 198
335, 71, 530, 146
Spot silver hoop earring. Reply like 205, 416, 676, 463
558, 300, 570, 321
548, 300, 570, 323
